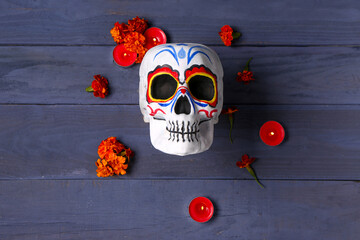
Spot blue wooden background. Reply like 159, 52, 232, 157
1, 0, 360, 239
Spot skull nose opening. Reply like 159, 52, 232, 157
174, 96, 191, 115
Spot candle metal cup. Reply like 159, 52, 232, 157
189, 197, 214, 223
259, 120, 285, 146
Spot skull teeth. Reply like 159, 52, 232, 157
166, 120, 199, 142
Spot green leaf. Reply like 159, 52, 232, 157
85, 86, 94, 92
246, 166, 264, 188
229, 114, 234, 144
232, 32, 242, 39
244, 57, 253, 71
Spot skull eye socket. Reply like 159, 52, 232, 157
150, 74, 178, 101
188, 74, 215, 101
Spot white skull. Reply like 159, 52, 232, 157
139, 43, 223, 156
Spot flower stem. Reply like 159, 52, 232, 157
246, 166, 264, 188
244, 57, 253, 71
229, 114, 234, 144
86, 86, 94, 92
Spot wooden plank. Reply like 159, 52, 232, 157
0, 179, 358, 239
1, 105, 360, 180
1, 46, 360, 105
1, 0, 360, 45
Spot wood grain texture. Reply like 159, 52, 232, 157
1, 105, 359, 180
0, 180, 359, 240
1, 46, 360, 105
1, 0, 360, 45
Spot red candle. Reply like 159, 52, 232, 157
189, 197, 214, 223
144, 27, 167, 50
113, 44, 137, 67
259, 121, 285, 146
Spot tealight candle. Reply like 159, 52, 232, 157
259, 121, 285, 146
189, 197, 214, 223
144, 27, 167, 50
113, 44, 137, 67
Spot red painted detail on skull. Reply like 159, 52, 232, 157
180, 89, 186, 94
147, 105, 166, 116
147, 66, 179, 104
198, 109, 218, 118
185, 65, 218, 107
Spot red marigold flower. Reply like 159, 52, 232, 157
90, 75, 109, 98
236, 154, 256, 168
222, 106, 239, 144
124, 148, 134, 158
219, 25, 241, 46
219, 25, 233, 46
110, 22, 130, 44
236, 58, 254, 85
128, 16, 148, 34
222, 106, 239, 115
236, 154, 264, 188
236, 70, 254, 84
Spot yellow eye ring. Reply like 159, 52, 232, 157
186, 72, 217, 105
148, 72, 179, 102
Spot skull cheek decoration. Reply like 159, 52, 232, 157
139, 43, 223, 156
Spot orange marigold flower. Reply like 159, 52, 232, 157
135, 46, 147, 63
124, 32, 147, 63
128, 16, 148, 34
96, 159, 114, 177
108, 156, 127, 175
124, 32, 146, 52
236, 70, 254, 84
98, 136, 125, 160
110, 22, 130, 44
90, 75, 109, 98
219, 25, 233, 46
96, 137, 133, 177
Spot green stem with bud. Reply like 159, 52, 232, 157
244, 57, 253, 71
229, 114, 234, 144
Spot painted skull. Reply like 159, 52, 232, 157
139, 43, 223, 156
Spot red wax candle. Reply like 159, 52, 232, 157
144, 27, 167, 50
189, 197, 214, 223
259, 121, 285, 146
113, 44, 137, 67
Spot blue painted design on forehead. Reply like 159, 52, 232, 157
153, 45, 179, 65
187, 46, 212, 65
178, 48, 186, 59
176, 43, 188, 46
